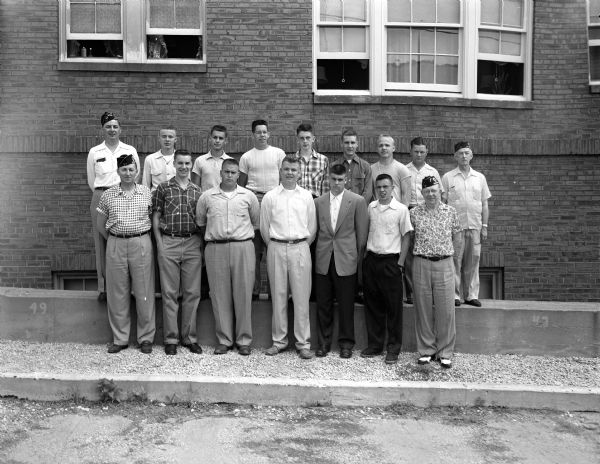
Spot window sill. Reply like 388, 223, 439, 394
57, 61, 207, 73
313, 94, 534, 109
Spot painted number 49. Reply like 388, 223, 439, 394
30, 302, 48, 315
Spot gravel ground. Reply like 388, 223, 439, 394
0, 340, 598, 388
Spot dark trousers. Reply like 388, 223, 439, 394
315, 255, 357, 350
363, 252, 404, 354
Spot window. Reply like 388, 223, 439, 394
59, 0, 205, 71
588, 0, 600, 85
313, 0, 532, 100
479, 268, 504, 299
53, 272, 98, 291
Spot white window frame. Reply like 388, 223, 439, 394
313, 0, 532, 100
588, 0, 600, 85
59, 0, 206, 67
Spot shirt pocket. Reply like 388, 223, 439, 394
151, 166, 168, 184
351, 175, 365, 192
95, 157, 115, 176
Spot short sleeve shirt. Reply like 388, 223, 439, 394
239, 146, 286, 193
406, 162, 444, 207
366, 198, 413, 254
97, 184, 152, 235
410, 203, 461, 257
191, 152, 232, 193
442, 167, 491, 230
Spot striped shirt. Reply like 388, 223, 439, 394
293, 150, 330, 197
152, 178, 202, 235
97, 184, 152, 235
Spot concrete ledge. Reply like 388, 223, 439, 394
1, 287, 598, 357
0, 372, 598, 412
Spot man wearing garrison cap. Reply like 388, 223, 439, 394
97, 154, 155, 354
410, 176, 462, 368
442, 142, 491, 308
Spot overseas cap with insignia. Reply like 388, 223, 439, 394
454, 141, 470, 152
117, 154, 135, 168
422, 176, 439, 189
101, 112, 117, 126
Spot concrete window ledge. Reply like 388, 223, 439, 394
57, 62, 207, 73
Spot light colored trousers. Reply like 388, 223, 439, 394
157, 234, 202, 345
413, 256, 455, 359
453, 229, 481, 301
90, 189, 107, 292
267, 241, 311, 350
106, 234, 155, 346
205, 240, 254, 347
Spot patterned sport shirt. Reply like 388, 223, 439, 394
152, 178, 202, 235
97, 184, 153, 235
410, 203, 461, 257
293, 150, 330, 197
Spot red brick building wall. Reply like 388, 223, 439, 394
0, 0, 599, 301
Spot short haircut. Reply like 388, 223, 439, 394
377, 133, 395, 143
341, 128, 358, 139
296, 123, 314, 135
221, 158, 239, 169
174, 149, 191, 162
252, 119, 268, 132
281, 155, 300, 166
330, 163, 348, 176
210, 124, 227, 136
410, 136, 426, 148
375, 173, 393, 185
160, 125, 177, 133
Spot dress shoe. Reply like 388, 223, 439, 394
140, 341, 153, 354
439, 358, 452, 369
297, 348, 315, 360
213, 344, 231, 355
265, 345, 285, 356
164, 344, 177, 355
405, 296, 413, 305
97, 291, 107, 302
252, 293, 259, 301
417, 354, 432, 365
464, 299, 482, 307
238, 345, 251, 356
340, 348, 352, 359
360, 347, 383, 358
107, 343, 128, 354
385, 352, 399, 364
183, 343, 203, 354
315, 347, 329, 357
454, 299, 461, 307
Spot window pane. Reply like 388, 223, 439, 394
71, 3, 96, 33
503, 0, 523, 27
321, 0, 343, 21
437, 28, 458, 54
590, 46, 600, 80
344, 0, 367, 22
387, 54, 410, 82
176, 0, 201, 29
412, 28, 435, 53
412, 54, 434, 83
436, 55, 458, 84
413, 0, 436, 22
343, 27, 366, 52
96, 2, 121, 33
149, 0, 174, 28
387, 0, 411, 22
477, 60, 523, 95
387, 27, 410, 53
590, 0, 600, 24
67, 39, 123, 58
316, 59, 369, 89
320, 27, 343, 52
589, 27, 600, 40
479, 30, 500, 53
501, 31, 521, 55
480, 0, 501, 25
148, 35, 202, 59
437, 0, 460, 23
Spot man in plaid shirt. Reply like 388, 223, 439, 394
293, 123, 329, 198
152, 149, 203, 356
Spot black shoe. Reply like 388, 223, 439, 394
252, 293, 259, 301
315, 347, 329, 357
164, 344, 177, 355
140, 341, 153, 354
405, 296, 413, 305
213, 344, 231, 355
455, 299, 461, 307
238, 345, 251, 356
360, 347, 382, 358
97, 291, 107, 302
107, 343, 128, 353
385, 352, 399, 364
340, 348, 352, 359
464, 299, 482, 307
183, 343, 202, 354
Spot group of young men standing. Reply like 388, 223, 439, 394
87, 113, 491, 368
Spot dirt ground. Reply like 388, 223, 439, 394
1, 398, 598, 464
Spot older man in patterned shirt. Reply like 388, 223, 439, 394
410, 176, 462, 368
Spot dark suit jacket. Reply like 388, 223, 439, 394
314, 189, 369, 276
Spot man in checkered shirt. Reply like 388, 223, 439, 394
97, 154, 155, 355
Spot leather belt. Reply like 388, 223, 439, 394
367, 251, 399, 259
271, 238, 307, 245
162, 232, 196, 238
109, 230, 150, 239
207, 238, 252, 244
95, 187, 111, 191
415, 254, 452, 262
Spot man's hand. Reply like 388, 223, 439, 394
481, 226, 488, 241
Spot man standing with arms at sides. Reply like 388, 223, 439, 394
152, 149, 203, 356
411, 176, 462, 368
314, 164, 368, 358
442, 141, 491, 308
96, 154, 154, 354
404, 137, 444, 305
370, 134, 411, 206
239, 119, 286, 300
87, 112, 140, 302
191, 125, 232, 192
361, 174, 413, 364
293, 123, 329, 198
330, 128, 372, 204
196, 159, 259, 356
142, 126, 177, 191
260, 157, 317, 360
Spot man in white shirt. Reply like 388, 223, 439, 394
361, 174, 413, 364
142, 126, 177, 191
86, 112, 140, 301
239, 119, 286, 299
260, 157, 317, 359
370, 134, 411, 206
191, 125, 232, 192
